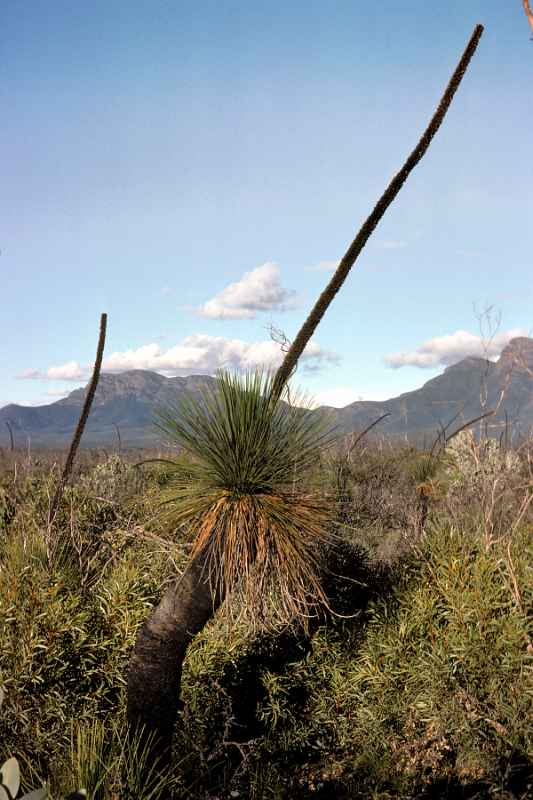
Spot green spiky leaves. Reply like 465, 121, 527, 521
149, 368, 340, 631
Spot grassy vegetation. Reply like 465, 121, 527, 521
0, 428, 531, 798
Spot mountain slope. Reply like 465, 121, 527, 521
331, 337, 533, 442
1, 339, 531, 449
0, 372, 218, 449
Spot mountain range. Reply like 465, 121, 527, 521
1, 337, 532, 450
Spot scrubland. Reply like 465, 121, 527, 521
0, 430, 531, 799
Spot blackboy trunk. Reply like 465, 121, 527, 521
127, 551, 221, 769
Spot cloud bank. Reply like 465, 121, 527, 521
385, 328, 529, 369
197, 262, 296, 319
17, 334, 339, 382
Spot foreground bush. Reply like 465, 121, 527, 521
170, 518, 532, 798
0, 456, 186, 796
0, 441, 531, 798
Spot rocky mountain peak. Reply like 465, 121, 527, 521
56, 370, 217, 407
56, 370, 166, 407
443, 356, 492, 374
497, 337, 533, 372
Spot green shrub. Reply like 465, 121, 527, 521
444, 430, 521, 490
0, 687, 85, 799
1, 444, 531, 799
0, 688, 180, 799
172, 517, 532, 797
289, 522, 533, 795
0, 524, 174, 783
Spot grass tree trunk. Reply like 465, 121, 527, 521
127, 552, 221, 770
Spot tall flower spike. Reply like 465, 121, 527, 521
272, 24, 484, 401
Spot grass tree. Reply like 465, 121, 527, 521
127, 370, 338, 769
127, 23, 484, 776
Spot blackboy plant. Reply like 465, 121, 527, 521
146, 368, 340, 632
127, 22, 485, 776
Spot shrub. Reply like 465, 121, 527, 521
444, 430, 521, 490
0, 523, 175, 784
293, 522, 533, 796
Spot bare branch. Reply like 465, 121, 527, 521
48, 313, 108, 530
347, 413, 391, 456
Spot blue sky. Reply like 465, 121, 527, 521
1, 1, 532, 410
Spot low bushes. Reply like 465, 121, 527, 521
0, 439, 531, 798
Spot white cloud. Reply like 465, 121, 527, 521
17, 362, 85, 381
197, 262, 296, 319
17, 335, 339, 384
161, 287, 174, 296
384, 328, 529, 370
17, 369, 40, 380
47, 361, 85, 380
12, 399, 44, 407
102, 335, 338, 375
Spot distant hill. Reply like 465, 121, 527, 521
1, 338, 532, 450
331, 336, 533, 444
0, 371, 219, 450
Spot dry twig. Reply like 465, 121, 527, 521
272, 24, 484, 400
47, 313, 108, 533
